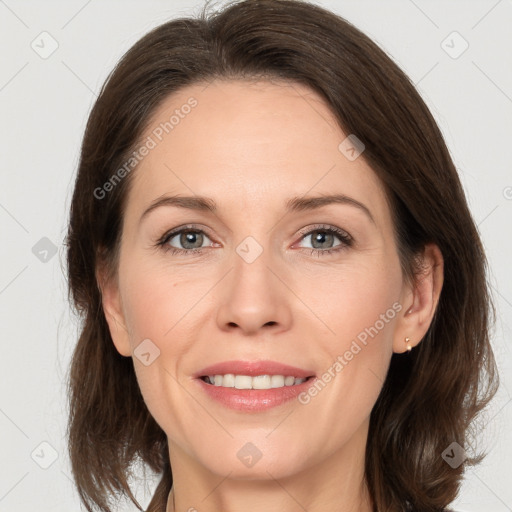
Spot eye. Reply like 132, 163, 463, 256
155, 224, 353, 257
156, 225, 214, 256
295, 225, 353, 256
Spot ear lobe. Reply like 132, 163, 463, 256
96, 266, 132, 357
393, 243, 444, 353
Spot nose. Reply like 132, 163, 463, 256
215, 245, 293, 336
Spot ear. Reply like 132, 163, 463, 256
393, 243, 444, 353
96, 264, 132, 357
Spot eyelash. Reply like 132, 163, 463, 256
154, 224, 353, 257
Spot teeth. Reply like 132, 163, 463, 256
284, 376, 295, 386
204, 374, 307, 389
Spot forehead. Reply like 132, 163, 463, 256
124, 79, 389, 226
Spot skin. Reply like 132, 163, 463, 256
98, 79, 444, 512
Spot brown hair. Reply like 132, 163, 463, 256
64, 1, 499, 511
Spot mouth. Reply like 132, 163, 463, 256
199, 374, 315, 389
193, 360, 316, 410
195, 372, 317, 412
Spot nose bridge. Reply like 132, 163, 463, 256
230, 232, 276, 300
229, 203, 292, 288
214, 230, 292, 333
226, 202, 278, 275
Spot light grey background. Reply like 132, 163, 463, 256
0, 0, 511, 510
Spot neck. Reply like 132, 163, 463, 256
167, 481, 372, 512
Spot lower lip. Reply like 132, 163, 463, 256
195, 377, 317, 412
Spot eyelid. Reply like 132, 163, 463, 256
295, 224, 353, 243
156, 224, 216, 246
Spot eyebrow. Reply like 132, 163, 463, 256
139, 193, 375, 224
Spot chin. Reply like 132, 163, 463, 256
193, 440, 311, 480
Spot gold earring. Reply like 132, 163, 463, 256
405, 337, 412, 352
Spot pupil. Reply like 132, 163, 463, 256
182, 231, 202, 249
313, 231, 332, 249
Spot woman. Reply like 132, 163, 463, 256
64, 1, 499, 511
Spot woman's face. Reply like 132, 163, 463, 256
102, 79, 415, 482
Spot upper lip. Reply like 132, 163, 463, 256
194, 360, 315, 379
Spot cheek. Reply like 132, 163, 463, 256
118, 265, 207, 426
121, 263, 202, 343
300, 260, 401, 416
308, 255, 402, 344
